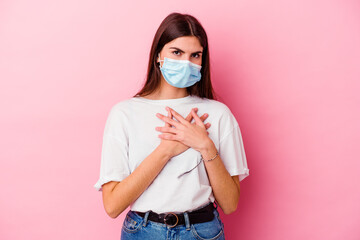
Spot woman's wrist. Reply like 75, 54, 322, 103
156, 144, 173, 161
199, 139, 217, 161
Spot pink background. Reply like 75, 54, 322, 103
1, 0, 359, 239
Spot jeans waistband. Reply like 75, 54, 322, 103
133, 201, 218, 229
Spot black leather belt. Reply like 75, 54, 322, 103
133, 201, 217, 228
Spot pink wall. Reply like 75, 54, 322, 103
1, 0, 359, 239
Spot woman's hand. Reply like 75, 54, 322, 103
156, 107, 211, 158
156, 107, 212, 154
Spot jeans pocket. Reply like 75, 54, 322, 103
122, 213, 143, 234
190, 215, 224, 240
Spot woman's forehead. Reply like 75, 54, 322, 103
166, 36, 203, 51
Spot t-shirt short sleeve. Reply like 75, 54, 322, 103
218, 106, 250, 182
93, 105, 131, 191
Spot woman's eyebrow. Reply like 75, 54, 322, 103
169, 47, 202, 54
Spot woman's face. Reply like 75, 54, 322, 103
158, 36, 203, 67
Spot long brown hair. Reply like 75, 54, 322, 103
133, 12, 218, 100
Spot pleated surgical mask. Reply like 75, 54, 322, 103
158, 53, 202, 88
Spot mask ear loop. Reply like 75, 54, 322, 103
158, 53, 164, 68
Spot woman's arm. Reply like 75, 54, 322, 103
155, 107, 241, 215
101, 145, 172, 218
200, 140, 240, 215
102, 108, 209, 218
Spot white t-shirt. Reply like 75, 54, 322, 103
94, 94, 250, 214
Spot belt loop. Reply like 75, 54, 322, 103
183, 212, 191, 231
213, 201, 218, 210
142, 211, 150, 227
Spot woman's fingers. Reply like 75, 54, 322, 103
165, 109, 173, 128
158, 107, 211, 131
190, 108, 205, 126
186, 108, 208, 123
199, 113, 209, 122
185, 108, 195, 122
155, 126, 178, 134
167, 107, 189, 126
165, 109, 170, 127
158, 132, 178, 141
156, 112, 182, 129
186, 108, 210, 128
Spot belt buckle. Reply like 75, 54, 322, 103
164, 212, 179, 228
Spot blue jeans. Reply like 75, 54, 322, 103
121, 206, 226, 240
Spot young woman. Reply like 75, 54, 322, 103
94, 12, 250, 240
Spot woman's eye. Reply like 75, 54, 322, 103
172, 51, 200, 58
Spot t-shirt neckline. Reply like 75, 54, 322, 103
132, 95, 194, 104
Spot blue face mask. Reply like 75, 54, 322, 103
158, 53, 202, 88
